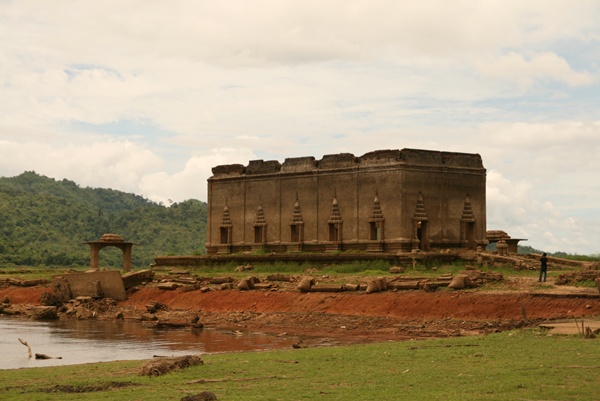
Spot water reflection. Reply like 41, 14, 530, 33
0, 317, 297, 370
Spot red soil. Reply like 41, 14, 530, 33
3, 283, 599, 345
123, 287, 599, 321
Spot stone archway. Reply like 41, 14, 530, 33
83, 233, 137, 272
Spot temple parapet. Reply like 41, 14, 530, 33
400, 148, 444, 166
246, 160, 281, 175
281, 156, 317, 173
211, 164, 245, 177
318, 153, 358, 169
210, 148, 484, 178
359, 149, 402, 165
442, 152, 484, 168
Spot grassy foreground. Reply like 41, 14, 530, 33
0, 329, 598, 401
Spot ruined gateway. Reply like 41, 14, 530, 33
205, 148, 487, 255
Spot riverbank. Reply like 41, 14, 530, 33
1, 273, 599, 346
1, 329, 599, 401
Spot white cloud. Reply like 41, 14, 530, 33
486, 169, 597, 254
1, 1, 600, 254
139, 148, 257, 204
474, 52, 597, 89
0, 139, 163, 194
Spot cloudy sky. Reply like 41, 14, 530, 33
1, 1, 599, 255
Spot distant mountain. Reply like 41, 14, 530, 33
0, 171, 207, 268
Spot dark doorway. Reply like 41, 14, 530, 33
417, 221, 428, 250
220, 227, 230, 244
291, 225, 303, 242
369, 222, 381, 241
328, 223, 339, 242
466, 222, 475, 249
254, 226, 265, 244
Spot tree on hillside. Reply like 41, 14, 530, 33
0, 172, 207, 268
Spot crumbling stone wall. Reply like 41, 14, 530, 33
206, 148, 487, 254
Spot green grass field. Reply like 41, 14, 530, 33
1, 329, 598, 401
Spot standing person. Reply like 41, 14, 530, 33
539, 252, 548, 282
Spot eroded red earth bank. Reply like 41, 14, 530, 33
2, 284, 598, 344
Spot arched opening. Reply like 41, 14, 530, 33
84, 234, 136, 272
98, 246, 122, 268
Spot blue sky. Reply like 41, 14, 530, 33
1, 0, 599, 254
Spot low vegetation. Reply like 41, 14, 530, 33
0, 329, 598, 401
0, 257, 585, 290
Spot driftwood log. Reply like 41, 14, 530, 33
18, 338, 62, 359
35, 353, 62, 360
18, 338, 32, 358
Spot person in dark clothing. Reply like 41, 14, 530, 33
539, 252, 548, 282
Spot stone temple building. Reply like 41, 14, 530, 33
205, 148, 487, 255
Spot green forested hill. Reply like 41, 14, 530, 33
0, 171, 207, 268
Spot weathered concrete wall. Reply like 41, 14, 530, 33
206, 148, 487, 254
63, 271, 127, 301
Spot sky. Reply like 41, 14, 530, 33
1, 1, 599, 255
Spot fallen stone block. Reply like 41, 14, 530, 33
139, 355, 203, 377
52, 277, 73, 303
30, 306, 59, 320
387, 281, 420, 290
140, 313, 158, 321
158, 282, 179, 290
307, 285, 344, 293
419, 281, 438, 292
253, 283, 273, 290
366, 277, 387, 294
40, 291, 61, 306
266, 273, 294, 282
237, 277, 255, 291
122, 269, 155, 289
181, 391, 217, 401
297, 277, 315, 292
209, 277, 234, 285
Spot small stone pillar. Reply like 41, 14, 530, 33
496, 239, 508, 256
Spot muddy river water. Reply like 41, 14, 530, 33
0, 317, 298, 370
